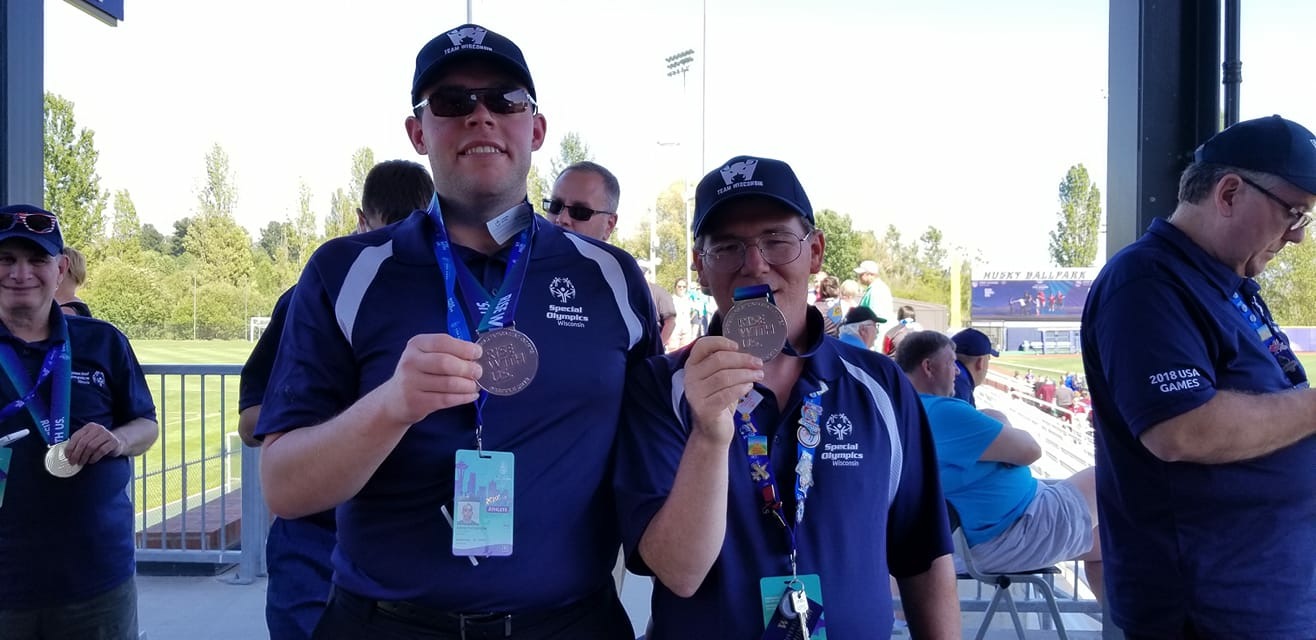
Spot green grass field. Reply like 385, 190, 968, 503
127, 340, 256, 525
994, 351, 1316, 378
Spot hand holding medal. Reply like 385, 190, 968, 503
684, 337, 764, 442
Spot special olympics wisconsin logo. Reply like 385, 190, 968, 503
825, 414, 854, 441
719, 159, 759, 186
549, 277, 576, 303
448, 26, 488, 46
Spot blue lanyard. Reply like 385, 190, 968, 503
734, 383, 827, 575
0, 314, 73, 445
1230, 287, 1308, 389
427, 195, 535, 442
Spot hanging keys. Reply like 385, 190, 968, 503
790, 588, 810, 639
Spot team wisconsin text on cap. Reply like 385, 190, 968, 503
411, 24, 536, 106
692, 155, 814, 236
1194, 114, 1316, 195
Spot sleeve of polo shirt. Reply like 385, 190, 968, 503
630, 269, 664, 359
1091, 276, 1216, 438
109, 331, 157, 425
613, 353, 688, 575
238, 287, 294, 413
884, 367, 953, 577
931, 400, 1003, 470
255, 256, 358, 438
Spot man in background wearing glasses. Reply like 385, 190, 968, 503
256, 24, 657, 639
0, 204, 158, 640
614, 155, 959, 639
545, 161, 619, 242
1082, 115, 1316, 638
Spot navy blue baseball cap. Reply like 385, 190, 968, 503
692, 155, 814, 236
411, 24, 536, 107
1194, 115, 1316, 195
952, 328, 999, 357
0, 204, 63, 256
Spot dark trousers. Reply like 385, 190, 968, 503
0, 578, 138, 640
266, 516, 336, 640
312, 585, 634, 640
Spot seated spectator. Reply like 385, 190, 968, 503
837, 305, 883, 350
55, 246, 91, 317
895, 330, 1103, 600
882, 304, 923, 355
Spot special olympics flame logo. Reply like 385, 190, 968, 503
549, 277, 576, 303
825, 414, 854, 441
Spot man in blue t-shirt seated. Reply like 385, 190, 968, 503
895, 330, 1102, 600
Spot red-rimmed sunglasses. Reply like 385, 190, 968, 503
0, 211, 59, 234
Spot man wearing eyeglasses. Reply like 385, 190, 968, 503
545, 161, 619, 242
0, 204, 158, 640
1082, 115, 1316, 638
614, 155, 959, 639
256, 24, 657, 640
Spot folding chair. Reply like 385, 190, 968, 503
946, 501, 1069, 640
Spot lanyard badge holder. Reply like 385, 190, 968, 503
429, 196, 536, 559
1231, 288, 1309, 389
735, 370, 830, 638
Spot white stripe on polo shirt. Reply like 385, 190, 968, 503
670, 368, 689, 432
839, 357, 903, 508
561, 234, 643, 349
335, 241, 394, 346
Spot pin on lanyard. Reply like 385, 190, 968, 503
1230, 288, 1309, 389
427, 195, 534, 450
734, 382, 827, 572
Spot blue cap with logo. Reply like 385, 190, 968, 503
0, 204, 63, 256
952, 328, 999, 357
692, 155, 814, 236
1194, 114, 1316, 195
411, 24, 536, 106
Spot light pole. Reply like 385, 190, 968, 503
664, 49, 696, 288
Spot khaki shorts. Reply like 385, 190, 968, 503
969, 479, 1094, 573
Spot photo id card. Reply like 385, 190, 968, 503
452, 449, 514, 557
760, 574, 826, 640
0, 447, 10, 509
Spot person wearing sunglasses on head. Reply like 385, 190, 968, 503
545, 161, 620, 242
255, 24, 658, 640
1082, 115, 1316, 638
613, 156, 960, 639
0, 204, 158, 640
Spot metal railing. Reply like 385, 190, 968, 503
130, 364, 267, 584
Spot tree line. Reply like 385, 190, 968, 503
46, 93, 1147, 342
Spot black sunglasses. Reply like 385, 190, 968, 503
0, 211, 59, 234
542, 199, 615, 222
413, 87, 537, 118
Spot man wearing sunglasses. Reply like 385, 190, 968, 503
0, 204, 158, 640
256, 24, 658, 640
614, 155, 959, 639
545, 161, 620, 242
1082, 115, 1316, 638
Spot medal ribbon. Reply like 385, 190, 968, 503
427, 195, 535, 447
734, 383, 827, 577
1231, 284, 1308, 389
732, 284, 798, 357
0, 313, 73, 445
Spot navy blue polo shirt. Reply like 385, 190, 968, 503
953, 360, 976, 406
1082, 218, 1316, 636
0, 306, 156, 608
614, 307, 952, 640
257, 210, 660, 612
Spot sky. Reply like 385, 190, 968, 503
41, 0, 1316, 271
